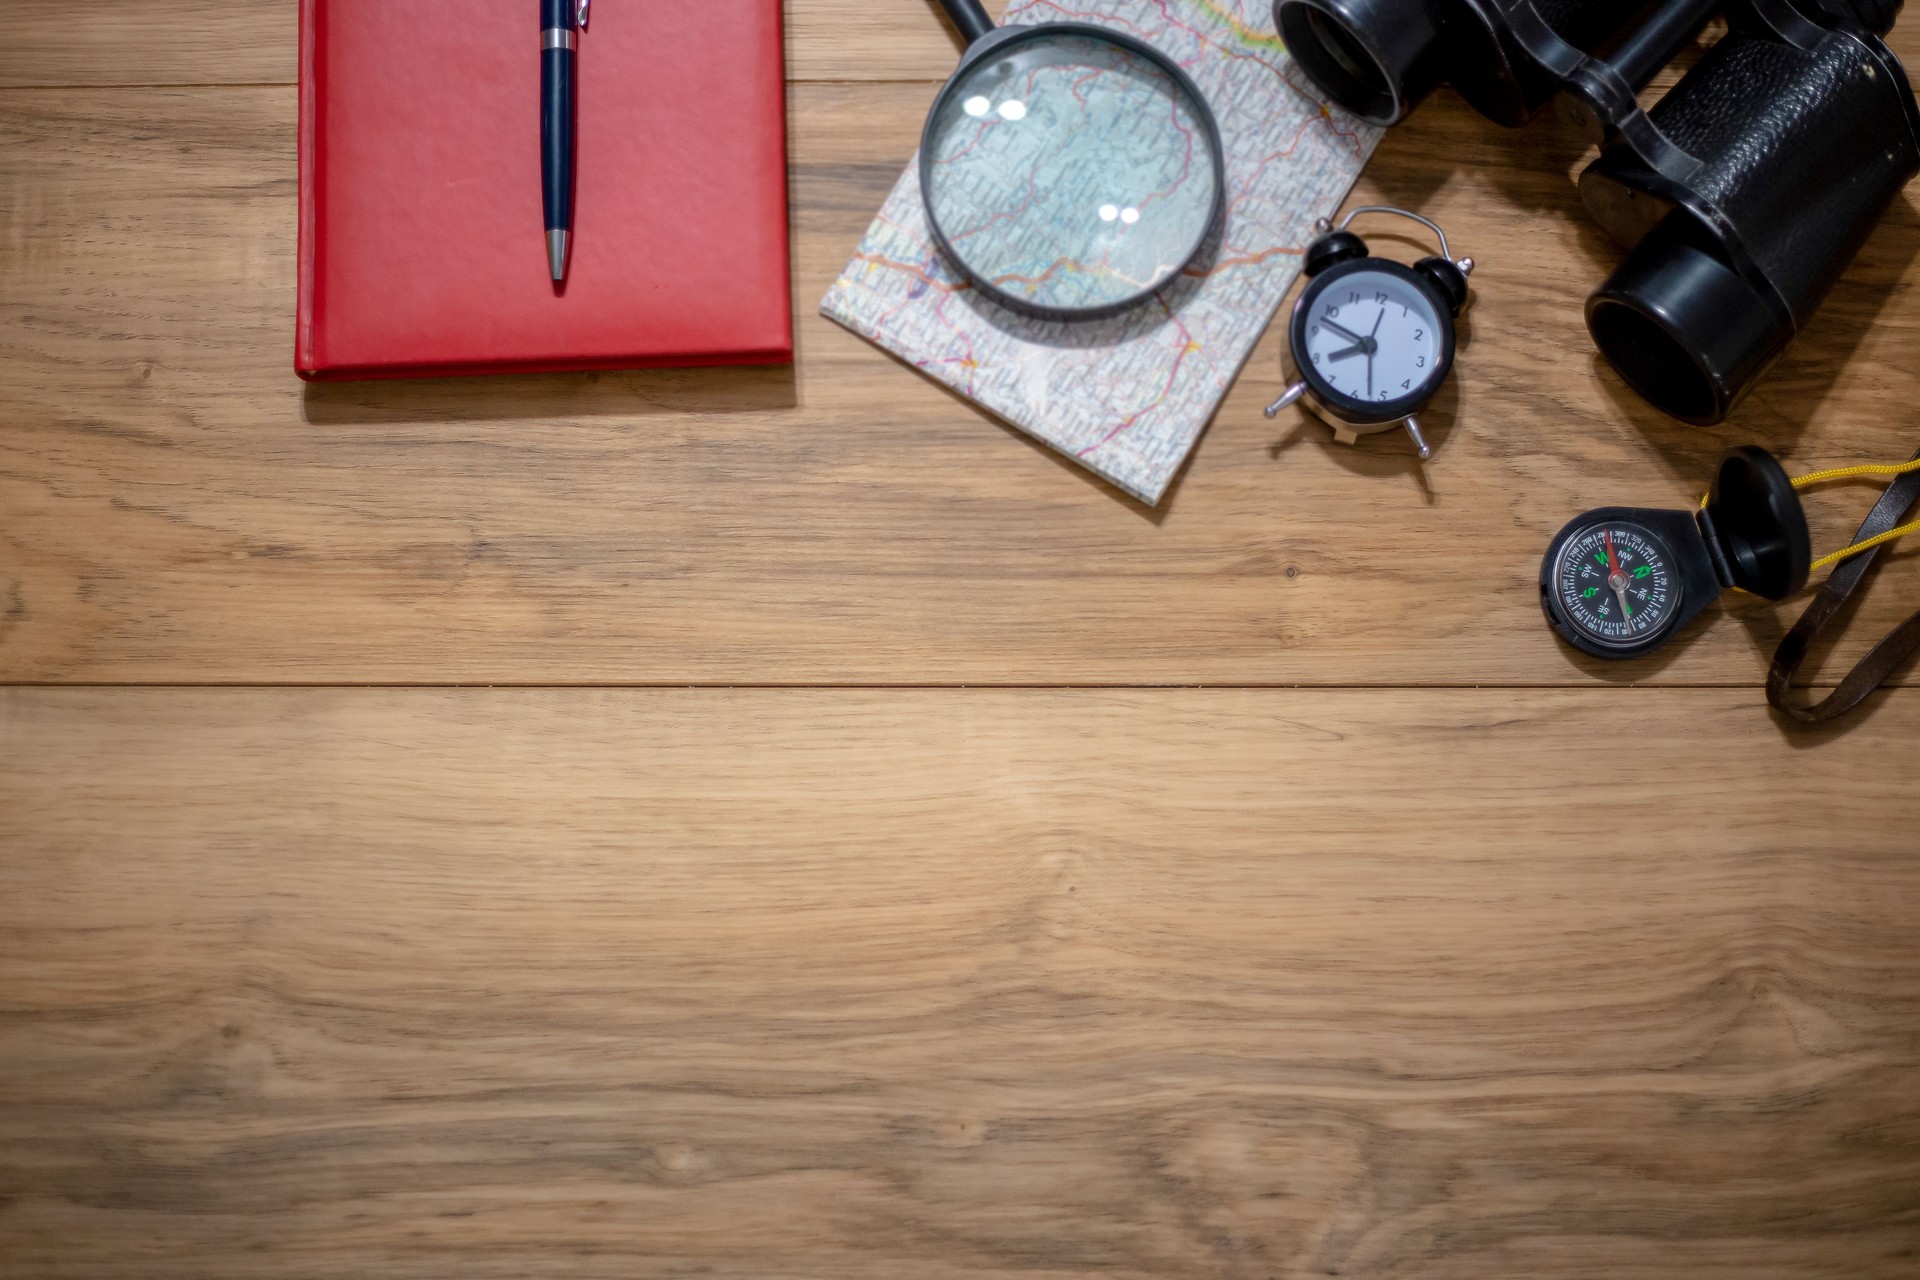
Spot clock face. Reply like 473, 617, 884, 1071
1292, 260, 1452, 422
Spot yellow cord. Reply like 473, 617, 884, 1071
1795, 458, 1920, 570
1809, 517, 1920, 572
1789, 457, 1920, 490
1699, 456, 1920, 575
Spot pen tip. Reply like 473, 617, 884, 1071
547, 230, 569, 282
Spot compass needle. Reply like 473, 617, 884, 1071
1544, 520, 1680, 658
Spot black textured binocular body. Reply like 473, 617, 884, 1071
1275, 0, 1920, 424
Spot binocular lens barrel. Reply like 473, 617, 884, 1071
1584, 20, 1919, 422
1587, 213, 1789, 425
1275, 0, 1920, 424
1276, 0, 1446, 124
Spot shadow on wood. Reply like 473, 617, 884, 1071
300, 364, 800, 426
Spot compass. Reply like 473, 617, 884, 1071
1541, 448, 1812, 661
1545, 519, 1681, 657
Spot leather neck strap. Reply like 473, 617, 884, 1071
1768, 448, 1920, 724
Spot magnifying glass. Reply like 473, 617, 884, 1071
921, 0, 1227, 320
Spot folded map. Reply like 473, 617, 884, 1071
821, 0, 1381, 505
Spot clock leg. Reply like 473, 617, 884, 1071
1402, 414, 1433, 460
1263, 382, 1307, 419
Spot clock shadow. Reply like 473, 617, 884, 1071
1266, 308, 1472, 505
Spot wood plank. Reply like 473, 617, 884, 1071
3, 686, 1918, 1279
3, 1, 1914, 87
6, 82, 1920, 685
0, 0, 295, 88
0, 0, 975, 88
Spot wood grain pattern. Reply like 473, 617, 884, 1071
3, 687, 1919, 1279
4, 77, 1919, 684
3, 1, 1914, 86
7, 7, 1920, 1277
0, 0, 979, 88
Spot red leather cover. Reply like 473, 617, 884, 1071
297, 0, 792, 380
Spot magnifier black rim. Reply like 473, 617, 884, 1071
918, 21, 1228, 322
1290, 257, 1455, 426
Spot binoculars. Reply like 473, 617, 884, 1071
1274, 0, 1920, 423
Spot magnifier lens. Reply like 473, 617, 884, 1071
924, 33, 1221, 315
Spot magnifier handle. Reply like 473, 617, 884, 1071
936, 0, 996, 45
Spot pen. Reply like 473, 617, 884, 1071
542, 0, 586, 282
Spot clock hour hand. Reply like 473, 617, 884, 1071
1326, 342, 1367, 361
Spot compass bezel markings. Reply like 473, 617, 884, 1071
1552, 522, 1679, 647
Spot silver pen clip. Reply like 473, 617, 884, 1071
577, 0, 589, 30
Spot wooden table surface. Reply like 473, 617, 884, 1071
5, 4, 1920, 1277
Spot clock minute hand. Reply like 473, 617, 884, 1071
1366, 306, 1384, 399
1321, 317, 1365, 344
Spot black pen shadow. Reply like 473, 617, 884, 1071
301, 363, 798, 427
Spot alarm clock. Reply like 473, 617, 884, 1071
1265, 206, 1473, 460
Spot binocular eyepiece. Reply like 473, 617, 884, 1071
1276, 0, 1920, 423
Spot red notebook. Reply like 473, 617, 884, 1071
296, 0, 792, 380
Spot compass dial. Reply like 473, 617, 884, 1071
1550, 521, 1679, 651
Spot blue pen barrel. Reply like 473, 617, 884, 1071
542, 47, 574, 235
540, 0, 578, 277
